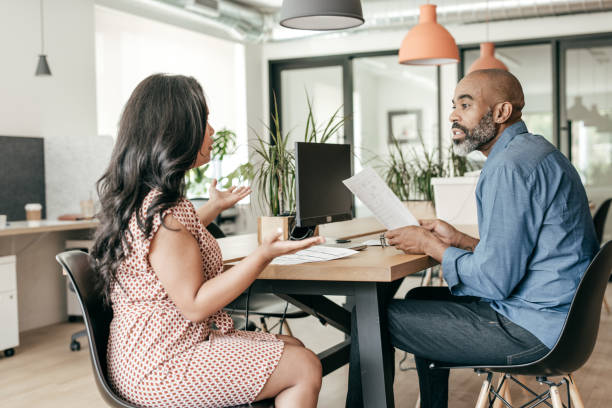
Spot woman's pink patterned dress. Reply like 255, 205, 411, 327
107, 190, 283, 408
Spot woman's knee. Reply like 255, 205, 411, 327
296, 347, 322, 389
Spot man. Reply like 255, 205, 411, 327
346, 69, 599, 407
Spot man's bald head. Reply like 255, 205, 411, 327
450, 69, 526, 156
462, 69, 525, 122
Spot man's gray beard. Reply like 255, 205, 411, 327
452, 110, 498, 156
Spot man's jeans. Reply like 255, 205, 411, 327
346, 286, 549, 408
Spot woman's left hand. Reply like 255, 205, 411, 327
208, 179, 251, 211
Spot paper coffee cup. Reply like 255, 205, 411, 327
0, 214, 6, 228
25, 203, 43, 221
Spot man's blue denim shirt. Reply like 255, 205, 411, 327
442, 121, 600, 349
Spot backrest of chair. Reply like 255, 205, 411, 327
206, 221, 226, 239
539, 241, 612, 374
593, 198, 612, 244
56, 250, 137, 408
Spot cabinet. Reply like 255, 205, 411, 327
0, 255, 19, 356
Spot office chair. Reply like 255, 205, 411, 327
593, 198, 611, 245
428, 240, 612, 408
205, 221, 309, 334
56, 250, 274, 408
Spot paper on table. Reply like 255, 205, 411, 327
271, 245, 358, 265
343, 167, 419, 230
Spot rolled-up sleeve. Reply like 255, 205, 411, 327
442, 166, 542, 300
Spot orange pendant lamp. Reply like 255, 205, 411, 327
399, 4, 459, 66
467, 42, 508, 73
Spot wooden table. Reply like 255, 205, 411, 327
0, 219, 98, 237
218, 220, 439, 408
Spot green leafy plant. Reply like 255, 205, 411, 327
185, 128, 253, 198
250, 92, 347, 216
381, 136, 479, 203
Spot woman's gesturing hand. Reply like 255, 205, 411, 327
208, 179, 251, 211
259, 231, 325, 262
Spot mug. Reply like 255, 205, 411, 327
0, 214, 6, 228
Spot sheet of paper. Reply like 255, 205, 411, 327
271, 245, 358, 265
343, 167, 419, 230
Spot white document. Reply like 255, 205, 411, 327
343, 167, 419, 230
271, 245, 358, 265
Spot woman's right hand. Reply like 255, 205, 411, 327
259, 231, 325, 262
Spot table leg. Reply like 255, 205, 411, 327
355, 282, 395, 408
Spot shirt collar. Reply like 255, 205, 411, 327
484, 120, 528, 167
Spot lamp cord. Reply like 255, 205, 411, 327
40, 0, 45, 54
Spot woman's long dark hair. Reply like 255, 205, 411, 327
91, 74, 208, 303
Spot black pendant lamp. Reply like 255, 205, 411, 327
280, 0, 364, 31
35, 0, 51, 76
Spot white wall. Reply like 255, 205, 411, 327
0, 0, 113, 220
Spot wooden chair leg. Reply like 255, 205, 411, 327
603, 297, 610, 314
492, 375, 510, 408
504, 381, 513, 406
423, 268, 432, 287
550, 385, 564, 408
567, 374, 585, 408
281, 320, 293, 336
475, 373, 492, 408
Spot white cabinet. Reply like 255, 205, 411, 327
0, 255, 19, 356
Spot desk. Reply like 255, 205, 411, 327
218, 228, 437, 408
0, 220, 97, 331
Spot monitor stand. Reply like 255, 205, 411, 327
289, 225, 318, 240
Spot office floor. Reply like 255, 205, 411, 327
1, 278, 611, 407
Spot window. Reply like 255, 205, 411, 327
95, 6, 248, 196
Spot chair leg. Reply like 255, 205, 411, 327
475, 372, 493, 408
492, 375, 508, 408
567, 374, 585, 408
422, 268, 432, 286
281, 320, 293, 336
503, 381, 513, 406
259, 316, 269, 332
603, 297, 610, 314
550, 385, 563, 408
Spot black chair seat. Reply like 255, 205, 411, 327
56, 250, 274, 408
429, 241, 612, 405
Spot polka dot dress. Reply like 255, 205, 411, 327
106, 190, 284, 408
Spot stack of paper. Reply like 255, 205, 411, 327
271, 246, 358, 265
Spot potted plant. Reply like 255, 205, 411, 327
251, 93, 346, 242
185, 128, 253, 213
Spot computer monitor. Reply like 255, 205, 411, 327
294, 142, 352, 233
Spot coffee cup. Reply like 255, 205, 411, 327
80, 199, 95, 218
25, 203, 43, 221
0, 214, 6, 228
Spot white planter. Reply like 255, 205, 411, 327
431, 176, 480, 225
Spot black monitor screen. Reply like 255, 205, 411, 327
295, 142, 352, 227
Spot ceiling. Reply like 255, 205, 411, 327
158, 0, 612, 42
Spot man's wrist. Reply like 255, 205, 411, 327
424, 235, 449, 262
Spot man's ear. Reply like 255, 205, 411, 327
493, 101, 513, 123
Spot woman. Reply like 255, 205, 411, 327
91, 73, 324, 408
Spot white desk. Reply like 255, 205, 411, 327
0, 220, 98, 332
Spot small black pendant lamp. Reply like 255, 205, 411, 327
280, 0, 364, 31
35, 0, 52, 76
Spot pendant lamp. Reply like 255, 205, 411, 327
280, 0, 364, 31
467, 0, 507, 73
567, 97, 599, 127
35, 0, 51, 76
467, 42, 508, 73
399, 4, 458, 66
